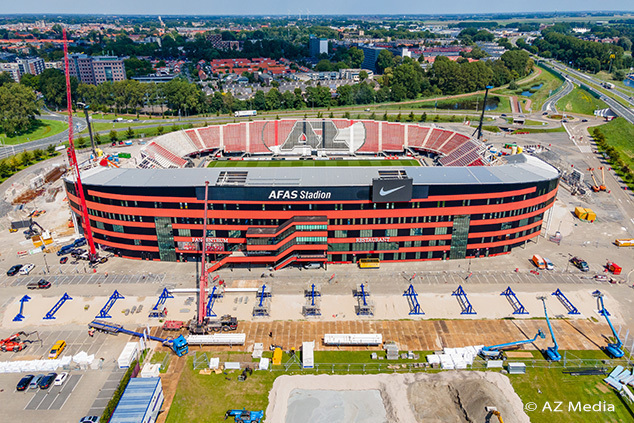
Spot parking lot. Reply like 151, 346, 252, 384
0, 327, 133, 423
9, 328, 107, 360
24, 374, 82, 410
0, 272, 165, 288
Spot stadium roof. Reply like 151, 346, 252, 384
77, 154, 558, 188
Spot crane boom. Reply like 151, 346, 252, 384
63, 28, 97, 260
539, 296, 561, 361
592, 290, 624, 358
481, 329, 545, 358
198, 181, 210, 325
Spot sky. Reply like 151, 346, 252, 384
2, 1, 633, 16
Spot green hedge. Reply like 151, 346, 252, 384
100, 360, 138, 423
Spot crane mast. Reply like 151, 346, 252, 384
198, 181, 210, 326
63, 28, 97, 260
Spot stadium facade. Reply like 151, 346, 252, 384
64, 119, 560, 270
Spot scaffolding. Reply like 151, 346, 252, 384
500, 286, 528, 315
354, 283, 374, 316
302, 284, 322, 317
96, 290, 125, 319
43, 293, 73, 320
253, 284, 271, 317
403, 284, 424, 315
552, 289, 580, 315
452, 285, 476, 315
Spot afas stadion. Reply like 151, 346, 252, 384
64, 119, 559, 270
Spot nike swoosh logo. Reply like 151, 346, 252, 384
379, 186, 405, 196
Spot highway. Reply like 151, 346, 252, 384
542, 60, 634, 124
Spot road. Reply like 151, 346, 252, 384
542, 78, 574, 113
543, 60, 634, 124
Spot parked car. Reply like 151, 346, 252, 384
303, 263, 321, 269
54, 372, 68, 386
70, 248, 87, 259
19, 263, 35, 275
27, 279, 51, 290
544, 258, 554, 270
60, 257, 69, 264
38, 373, 57, 390
570, 257, 589, 272
7, 264, 23, 276
79, 416, 100, 423
73, 237, 87, 247
57, 244, 75, 256
29, 374, 44, 389
48, 340, 66, 359
17, 374, 34, 391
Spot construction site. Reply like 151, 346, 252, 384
1, 34, 634, 423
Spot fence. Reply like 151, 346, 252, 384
266, 353, 633, 375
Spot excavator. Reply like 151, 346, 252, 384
485, 406, 504, 423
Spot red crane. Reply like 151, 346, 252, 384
63, 28, 97, 260
198, 181, 210, 326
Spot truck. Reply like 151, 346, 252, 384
188, 314, 238, 335
234, 110, 257, 118
27, 279, 51, 290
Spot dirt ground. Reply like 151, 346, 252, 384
266, 372, 529, 423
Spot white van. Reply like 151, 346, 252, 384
544, 258, 554, 270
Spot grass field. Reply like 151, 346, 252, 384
166, 354, 277, 423
510, 368, 634, 423
1, 119, 67, 145
208, 158, 421, 168
594, 118, 634, 171
556, 88, 609, 116
513, 126, 567, 134
165, 349, 633, 423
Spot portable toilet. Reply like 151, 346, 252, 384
272, 347, 282, 365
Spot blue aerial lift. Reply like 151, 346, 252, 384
89, 319, 188, 357
480, 329, 545, 359
592, 290, 624, 358
538, 296, 561, 361
224, 409, 264, 423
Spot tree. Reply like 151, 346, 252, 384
376, 49, 395, 74
265, 88, 282, 111
253, 90, 266, 111
349, 47, 364, 68
0, 82, 40, 135
33, 148, 44, 161
501, 50, 532, 78
94, 132, 101, 144
157, 126, 164, 135
125, 127, 135, 139
109, 130, 118, 142
0, 72, 14, 87
38, 68, 77, 109
19, 73, 39, 90
359, 70, 368, 81
124, 57, 154, 79
20, 150, 33, 166
46, 144, 55, 156
315, 59, 333, 72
